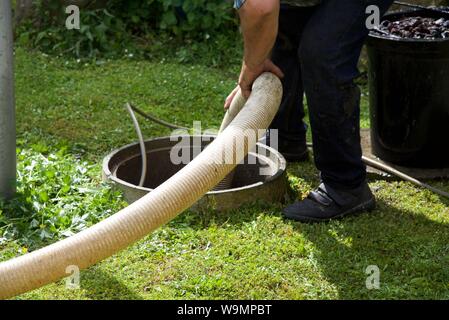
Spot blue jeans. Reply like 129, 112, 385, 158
270, 0, 393, 189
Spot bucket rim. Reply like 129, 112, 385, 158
368, 8, 449, 44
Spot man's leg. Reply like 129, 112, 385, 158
283, 0, 394, 222
268, 5, 316, 161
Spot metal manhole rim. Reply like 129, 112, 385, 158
102, 135, 287, 195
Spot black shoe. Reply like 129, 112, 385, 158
283, 182, 376, 223
262, 134, 309, 162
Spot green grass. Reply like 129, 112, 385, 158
1, 47, 449, 300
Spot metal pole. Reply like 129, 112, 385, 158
0, 0, 16, 200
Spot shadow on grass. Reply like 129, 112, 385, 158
295, 199, 449, 299
286, 163, 449, 299
81, 267, 144, 300
187, 196, 449, 299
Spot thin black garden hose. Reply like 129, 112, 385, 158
129, 103, 188, 130
306, 142, 449, 199
125, 103, 147, 187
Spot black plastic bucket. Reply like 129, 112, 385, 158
367, 9, 449, 168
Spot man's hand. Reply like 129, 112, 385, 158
225, 59, 284, 109
224, 0, 281, 110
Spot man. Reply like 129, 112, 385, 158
225, 0, 393, 222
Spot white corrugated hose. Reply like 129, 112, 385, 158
0, 73, 282, 299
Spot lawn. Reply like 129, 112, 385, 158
1, 47, 449, 300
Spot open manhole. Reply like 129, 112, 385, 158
103, 135, 287, 211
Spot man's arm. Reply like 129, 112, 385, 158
240, 0, 279, 71
225, 0, 283, 109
